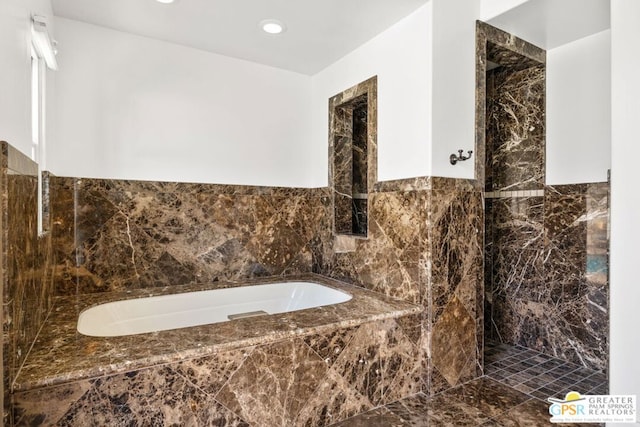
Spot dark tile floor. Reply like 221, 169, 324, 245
484, 341, 608, 400
330, 342, 608, 426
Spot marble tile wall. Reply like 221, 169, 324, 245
427, 179, 484, 394
0, 142, 56, 425
322, 185, 426, 305
484, 183, 609, 372
319, 176, 484, 395
478, 22, 609, 373
13, 316, 421, 426
475, 21, 547, 188
49, 177, 331, 295
485, 64, 545, 192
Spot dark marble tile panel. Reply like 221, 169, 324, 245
490, 398, 552, 426
171, 347, 252, 396
426, 364, 452, 397
13, 379, 93, 426
1, 143, 57, 425
389, 392, 492, 426
477, 22, 546, 65
431, 295, 478, 389
71, 177, 330, 197
486, 183, 609, 372
329, 407, 407, 427
330, 320, 421, 407
395, 313, 422, 346
324, 191, 426, 305
303, 327, 358, 367
50, 176, 332, 296
486, 65, 545, 192
429, 189, 484, 320
215, 338, 327, 427
427, 185, 483, 391
14, 365, 250, 426
476, 21, 546, 187
294, 368, 373, 427
445, 377, 530, 418
431, 177, 481, 192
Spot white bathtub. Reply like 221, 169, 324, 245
77, 281, 352, 337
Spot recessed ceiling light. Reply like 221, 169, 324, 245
260, 19, 286, 35
156, 0, 175, 4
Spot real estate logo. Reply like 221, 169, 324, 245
548, 391, 637, 423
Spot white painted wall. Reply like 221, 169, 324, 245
480, 0, 530, 21
50, 18, 313, 187
430, 0, 480, 179
609, 0, 640, 420
0, 0, 54, 158
311, 3, 432, 183
547, 30, 611, 185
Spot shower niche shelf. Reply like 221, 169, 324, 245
329, 76, 377, 238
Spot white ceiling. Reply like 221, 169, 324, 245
487, 0, 610, 50
51, 0, 428, 75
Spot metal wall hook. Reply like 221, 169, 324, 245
450, 149, 473, 165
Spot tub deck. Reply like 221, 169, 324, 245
13, 274, 421, 392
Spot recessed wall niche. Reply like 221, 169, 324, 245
329, 76, 377, 238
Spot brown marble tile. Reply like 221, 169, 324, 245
541, 184, 609, 372
395, 313, 422, 346
328, 77, 377, 193
13, 380, 92, 426
429, 189, 484, 321
485, 184, 609, 373
50, 176, 332, 296
427, 364, 453, 397
15, 365, 249, 426
1, 143, 57, 424
487, 198, 543, 276
486, 65, 545, 192
215, 339, 328, 426
379, 321, 423, 404
476, 22, 546, 188
388, 392, 492, 426
294, 368, 372, 427
331, 320, 410, 406
445, 377, 529, 419
329, 407, 407, 427
324, 190, 426, 305
431, 177, 481, 192
478, 21, 547, 370
172, 347, 252, 396
304, 327, 358, 367
427, 184, 484, 392
485, 196, 544, 305
431, 296, 477, 388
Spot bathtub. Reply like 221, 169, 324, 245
15, 275, 422, 425
78, 281, 352, 337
